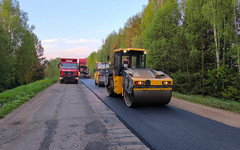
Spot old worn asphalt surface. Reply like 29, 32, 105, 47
81, 79, 240, 150
0, 81, 148, 150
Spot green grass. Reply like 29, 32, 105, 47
0, 78, 58, 118
173, 92, 240, 113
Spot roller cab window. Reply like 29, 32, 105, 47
114, 51, 146, 68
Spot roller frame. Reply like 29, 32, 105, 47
122, 70, 172, 106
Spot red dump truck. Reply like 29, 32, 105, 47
79, 59, 90, 78
59, 58, 79, 84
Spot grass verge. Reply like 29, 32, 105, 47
173, 92, 240, 113
0, 78, 58, 118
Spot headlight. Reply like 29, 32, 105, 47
162, 81, 171, 85
135, 81, 145, 86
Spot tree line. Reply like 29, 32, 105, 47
0, 0, 46, 92
88, 0, 240, 101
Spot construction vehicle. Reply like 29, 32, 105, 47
104, 48, 173, 107
59, 58, 79, 84
94, 62, 110, 86
79, 59, 90, 78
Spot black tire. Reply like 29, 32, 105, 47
99, 82, 105, 87
75, 80, 78, 84
95, 80, 97, 85
123, 89, 134, 107
105, 78, 114, 96
60, 80, 64, 84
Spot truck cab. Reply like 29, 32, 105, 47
59, 58, 79, 84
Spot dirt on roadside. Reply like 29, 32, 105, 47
170, 97, 240, 128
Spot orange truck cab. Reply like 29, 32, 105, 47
59, 58, 79, 84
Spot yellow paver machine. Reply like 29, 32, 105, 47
105, 48, 173, 107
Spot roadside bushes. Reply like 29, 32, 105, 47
205, 66, 240, 102
171, 66, 240, 102
171, 71, 202, 95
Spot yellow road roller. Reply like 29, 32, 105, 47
104, 48, 173, 107
94, 62, 110, 86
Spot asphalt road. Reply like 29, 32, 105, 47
81, 79, 240, 150
0, 82, 148, 150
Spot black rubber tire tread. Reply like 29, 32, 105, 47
105, 79, 114, 96
99, 82, 105, 87
123, 89, 135, 107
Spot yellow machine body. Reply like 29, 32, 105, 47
94, 62, 109, 86
105, 48, 173, 107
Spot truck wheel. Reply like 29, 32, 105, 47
75, 80, 78, 84
105, 79, 114, 96
60, 80, 63, 84
97, 80, 101, 87
124, 89, 134, 107
95, 80, 97, 85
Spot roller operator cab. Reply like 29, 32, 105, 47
94, 62, 110, 87
59, 58, 79, 84
104, 48, 173, 107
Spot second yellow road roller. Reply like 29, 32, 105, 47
104, 48, 173, 107
94, 62, 110, 86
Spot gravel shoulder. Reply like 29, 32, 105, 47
170, 97, 240, 128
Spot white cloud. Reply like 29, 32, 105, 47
42, 38, 100, 45
42, 39, 58, 44
44, 46, 97, 60
46, 48, 91, 60
42, 44, 54, 49
42, 38, 101, 60
66, 39, 99, 44
64, 47, 89, 54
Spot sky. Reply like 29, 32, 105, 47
18, 0, 148, 60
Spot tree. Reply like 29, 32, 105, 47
181, 0, 213, 92
124, 13, 142, 47
144, 0, 181, 74
0, 22, 11, 91
87, 52, 96, 76
45, 58, 60, 78
15, 29, 36, 85
202, 0, 237, 69
0, 0, 45, 89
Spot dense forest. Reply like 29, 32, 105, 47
88, 0, 240, 101
0, 0, 46, 91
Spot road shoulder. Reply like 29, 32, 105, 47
0, 82, 149, 150
170, 97, 240, 128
